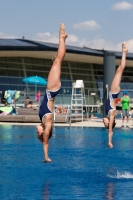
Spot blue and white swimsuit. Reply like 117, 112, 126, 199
105, 92, 120, 117
39, 88, 61, 121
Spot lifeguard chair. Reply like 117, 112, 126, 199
69, 80, 88, 125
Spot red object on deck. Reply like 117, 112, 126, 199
115, 98, 121, 103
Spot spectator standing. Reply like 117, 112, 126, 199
121, 91, 130, 128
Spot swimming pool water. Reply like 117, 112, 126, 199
0, 125, 133, 199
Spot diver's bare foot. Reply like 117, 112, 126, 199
122, 41, 128, 53
59, 23, 68, 40
43, 158, 52, 163
108, 143, 113, 148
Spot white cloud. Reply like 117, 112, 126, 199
0, 32, 17, 38
34, 32, 80, 44
79, 38, 133, 52
125, 39, 133, 51
67, 34, 80, 43
33, 31, 133, 52
111, 1, 133, 10
34, 32, 59, 43
73, 20, 100, 30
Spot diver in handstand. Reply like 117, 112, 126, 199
103, 42, 128, 148
36, 23, 68, 162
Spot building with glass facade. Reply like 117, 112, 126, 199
0, 39, 133, 106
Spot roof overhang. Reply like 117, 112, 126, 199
0, 50, 103, 64
0, 39, 132, 67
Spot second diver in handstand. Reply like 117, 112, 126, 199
103, 42, 128, 148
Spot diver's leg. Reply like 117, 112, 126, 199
110, 42, 128, 93
126, 111, 130, 127
47, 23, 67, 91
122, 116, 125, 127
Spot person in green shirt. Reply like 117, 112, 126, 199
121, 91, 130, 128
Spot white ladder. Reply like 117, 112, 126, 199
70, 80, 88, 125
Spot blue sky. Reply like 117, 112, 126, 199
0, 0, 133, 52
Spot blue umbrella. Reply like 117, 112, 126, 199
23, 76, 47, 93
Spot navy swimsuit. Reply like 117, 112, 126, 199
105, 92, 120, 116
39, 88, 61, 121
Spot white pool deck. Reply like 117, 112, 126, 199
0, 118, 133, 128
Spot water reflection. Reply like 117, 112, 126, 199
103, 182, 116, 200
103, 167, 116, 200
43, 182, 50, 200
0, 124, 13, 141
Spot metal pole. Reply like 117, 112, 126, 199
14, 90, 16, 112
106, 84, 108, 99
88, 89, 89, 119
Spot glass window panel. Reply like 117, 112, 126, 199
72, 74, 79, 81
10, 85, 25, 91
78, 69, 91, 74
0, 76, 9, 84
23, 57, 32, 64
25, 70, 47, 78
44, 66, 51, 71
61, 79, 72, 88
61, 61, 67, 67
71, 69, 91, 74
12, 77, 24, 84
94, 70, 103, 76
93, 64, 103, 70
0, 58, 6, 61
77, 62, 87, 69
25, 71, 35, 76
7, 70, 24, 77
78, 74, 89, 80
27, 65, 50, 71
33, 65, 45, 71
25, 85, 46, 92
44, 60, 53, 66
61, 68, 69, 73
0, 68, 8, 75
61, 87, 72, 95
0, 62, 7, 68
0, 84, 10, 91
84, 82, 92, 88
6, 57, 20, 63
61, 73, 71, 80
31, 58, 44, 65
24, 64, 33, 70
86, 63, 92, 69
69, 62, 77, 68
8, 77, 22, 84
6, 63, 21, 69
71, 69, 79, 73
24, 65, 47, 71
